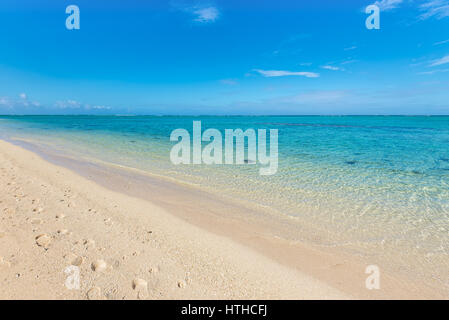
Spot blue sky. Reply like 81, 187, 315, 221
1, 0, 449, 115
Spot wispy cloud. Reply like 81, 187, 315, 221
368, 0, 449, 21
91, 105, 111, 110
344, 46, 357, 51
418, 68, 449, 74
18, 93, 40, 107
419, 0, 449, 19
373, 0, 403, 11
254, 69, 319, 78
172, 2, 220, 23
340, 59, 358, 65
321, 65, 343, 71
192, 6, 219, 22
0, 97, 11, 107
55, 100, 111, 110
55, 100, 82, 109
429, 54, 449, 66
0, 94, 112, 114
0, 93, 40, 110
434, 38, 449, 45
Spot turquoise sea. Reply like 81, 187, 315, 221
1, 115, 448, 291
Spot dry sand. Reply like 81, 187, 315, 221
0, 139, 351, 299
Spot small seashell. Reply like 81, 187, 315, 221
72, 256, 84, 267
91, 259, 107, 272
35, 234, 51, 248
30, 219, 43, 225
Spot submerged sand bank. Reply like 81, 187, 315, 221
0, 139, 444, 299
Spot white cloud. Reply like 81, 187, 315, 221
430, 54, 449, 66
419, 0, 449, 19
434, 39, 449, 45
341, 59, 358, 65
55, 100, 82, 109
54, 100, 111, 111
0, 95, 113, 113
344, 46, 357, 51
373, 0, 403, 11
0, 94, 40, 110
0, 97, 11, 107
418, 68, 449, 74
367, 0, 449, 21
92, 105, 111, 110
193, 6, 219, 22
254, 69, 319, 78
171, 2, 220, 23
321, 65, 343, 71
18, 93, 40, 107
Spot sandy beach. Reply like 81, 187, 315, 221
0, 139, 353, 299
0, 138, 446, 300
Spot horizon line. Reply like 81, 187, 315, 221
1, 114, 449, 117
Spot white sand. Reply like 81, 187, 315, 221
0, 139, 351, 300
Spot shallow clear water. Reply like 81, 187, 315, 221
1, 115, 448, 290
